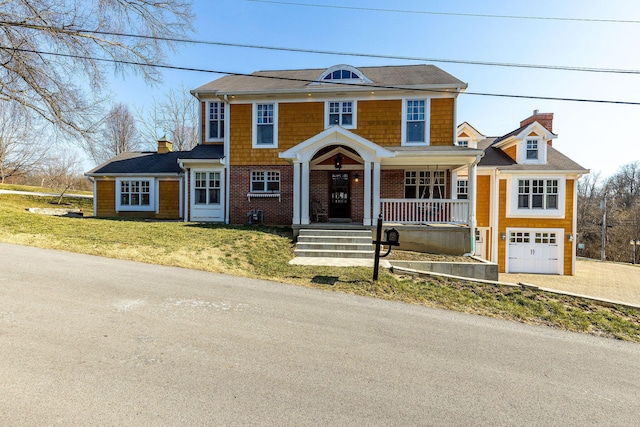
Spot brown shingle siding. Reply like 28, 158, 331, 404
430, 98, 454, 146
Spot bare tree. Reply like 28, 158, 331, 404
88, 103, 138, 164
0, 100, 48, 183
41, 149, 83, 204
138, 84, 198, 151
0, 0, 193, 139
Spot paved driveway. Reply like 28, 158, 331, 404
500, 259, 640, 307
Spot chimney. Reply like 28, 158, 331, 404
157, 135, 173, 154
520, 109, 553, 133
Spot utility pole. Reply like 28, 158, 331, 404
601, 195, 606, 262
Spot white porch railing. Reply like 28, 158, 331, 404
380, 199, 469, 224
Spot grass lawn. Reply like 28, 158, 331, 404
1, 187, 639, 343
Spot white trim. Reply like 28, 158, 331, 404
205, 100, 225, 143
252, 102, 278, 148
517, 136, 547, 165
314, 64, 373, 84
324, 100, 357, 129
572, 178, 578, 275
190, 168, 225, 222
506, 175, 566, 219
505, 227, 564, 274
92, 179, 97, 217
115, 177, 155, 212
401, 97, 431, 146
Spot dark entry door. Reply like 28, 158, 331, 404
330, 172, 350, 218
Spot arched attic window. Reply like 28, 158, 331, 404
316, 65, 372, 84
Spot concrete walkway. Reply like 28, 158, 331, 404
500, 259, 640, 307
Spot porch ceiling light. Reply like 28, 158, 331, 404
334, 153, 343, 170
354, 173, 360, 183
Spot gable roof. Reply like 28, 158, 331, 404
192, 64, 467, 95
477, 136, 587, 172
86, 145, 224, 176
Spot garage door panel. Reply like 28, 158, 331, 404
507, 230, 562, 274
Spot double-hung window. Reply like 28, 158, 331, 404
518, 179, 558, 209
251, 171, 280, 193
327, 101, 355, 128
195, 172, 221, 204
406, 99, 427, 143
254, 103, 277, 147
456, 179, 468, 199
207, 101, 224, 140
117, 178, 154, 211
526, 139, 538, 160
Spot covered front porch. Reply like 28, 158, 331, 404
280, 126, 483, 224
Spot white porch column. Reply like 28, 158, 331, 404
292, 161, 301, 225
301, 160, 310, 224
468, 158, 478, 254
363, 160, 372, 226
373, 161, 381, 225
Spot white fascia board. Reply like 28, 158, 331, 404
203, 83, 467, 98
178, 158, 225, 168
496, 168, 589, 175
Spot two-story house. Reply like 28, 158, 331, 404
456, 111, 588, 275
86, 64, 587, 274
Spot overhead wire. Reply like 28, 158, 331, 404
246, 0, 640, 24
2, 45, 640, 106
1, 20, 640, 75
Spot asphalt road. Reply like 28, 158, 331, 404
1, 244, 639, 426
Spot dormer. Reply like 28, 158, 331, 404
493, 121, 557, 165
456, 122, 485, 149
314, 64, 373, 84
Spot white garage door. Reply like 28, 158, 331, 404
507, 230, 562, 274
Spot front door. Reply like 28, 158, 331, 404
330, 172, 350, 218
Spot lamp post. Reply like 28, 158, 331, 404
631, 240, 638, 265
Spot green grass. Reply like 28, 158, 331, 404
1, 189, 639, 343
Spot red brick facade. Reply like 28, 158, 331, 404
229, 165, 294, 225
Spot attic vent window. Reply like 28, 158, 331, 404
324, 70, 361, 80
315, 65, 373, 84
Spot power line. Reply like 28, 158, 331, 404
247, 0, 640, 24
1, 20, 640, 76
2, 45, 640, 106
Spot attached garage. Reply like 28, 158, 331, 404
506, 228, 563, 274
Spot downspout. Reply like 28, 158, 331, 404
178, 161, 188, 222
219, 94, 231, 224
463, 154, 482, 256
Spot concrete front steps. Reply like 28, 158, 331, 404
294, 229, 374, 259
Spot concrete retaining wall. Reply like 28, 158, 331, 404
389, 225, 471, 255
389, 258, 499, 281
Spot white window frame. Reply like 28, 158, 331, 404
206, 101, 225, 142
456, 178, 468, 199
457, 138, 469, 147
518, 136, 546, 164
507, 175, 565, 218
194, 171, 221, 205
252, 103, 278, 148
116, 177, 155, 212
250, 170, 281, 193
402, 98, 430, 145
325, 100, 357, 129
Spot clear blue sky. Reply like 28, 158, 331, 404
108, 0, 640, 177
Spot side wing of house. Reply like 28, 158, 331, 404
87, 141, 184, 220
460, 112, 588, 275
